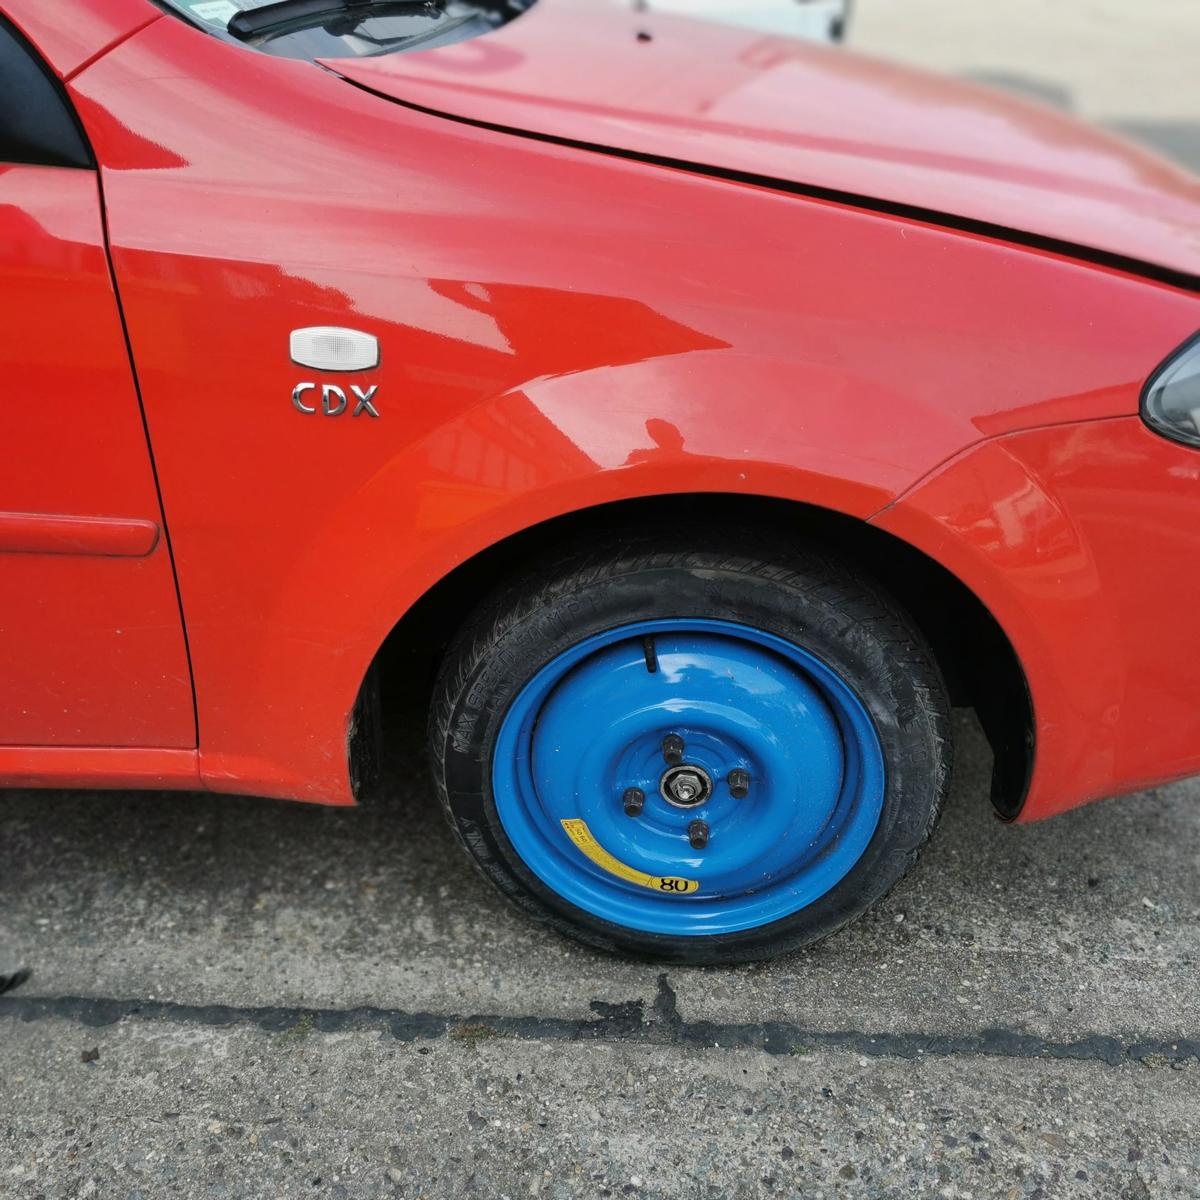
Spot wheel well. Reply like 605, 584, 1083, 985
367, 494, 1033, 818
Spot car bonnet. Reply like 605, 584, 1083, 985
319, 0, 1200, 283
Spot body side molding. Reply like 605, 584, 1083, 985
0, 511, 160, 557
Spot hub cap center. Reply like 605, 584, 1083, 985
660, 763, 713, 809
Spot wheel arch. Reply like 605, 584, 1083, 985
359, 492, 1032, 818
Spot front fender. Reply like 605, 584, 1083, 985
312, 345, 976, 639
213, 346, 965, 801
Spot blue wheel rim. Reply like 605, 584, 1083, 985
492, 619, 886, 937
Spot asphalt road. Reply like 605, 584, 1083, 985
2, 713, 1199, 1198
4, 5, 1200, 1197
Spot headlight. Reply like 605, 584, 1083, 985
1143, 333, 1200, 449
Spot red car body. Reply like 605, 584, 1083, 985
3, 0, 1199, 822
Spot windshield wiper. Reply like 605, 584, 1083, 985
228, 0, 442, 41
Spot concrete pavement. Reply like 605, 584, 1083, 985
852, 0, 1200, 173
3, 715, 1199, 1197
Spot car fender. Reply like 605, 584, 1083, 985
202, 346, 967, 802
874, 415, 1200, 820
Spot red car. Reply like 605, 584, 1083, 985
4, 0, 1199, 963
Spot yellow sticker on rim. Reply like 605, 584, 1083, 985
560, 818, 700, 894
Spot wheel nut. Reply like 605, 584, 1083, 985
623, 787, 645, 817
728, 768, 751, 799
662, 734, 685, 765
688, 819, 709, 850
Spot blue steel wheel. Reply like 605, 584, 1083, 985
493, 620, 885, 935
431, 536, 952, 964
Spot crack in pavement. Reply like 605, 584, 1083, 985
2, 975, 1197, 1067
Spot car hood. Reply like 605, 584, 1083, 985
321, 0, 1200, 281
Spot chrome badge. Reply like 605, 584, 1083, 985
292, 383, 379, 418
290, 327, 380, 419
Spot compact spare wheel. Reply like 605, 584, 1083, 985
430, 534, 952, 963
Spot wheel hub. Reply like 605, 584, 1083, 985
659, 763, 714, 809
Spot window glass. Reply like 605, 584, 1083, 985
159, 1, 535, 60
0, 19, 91, 168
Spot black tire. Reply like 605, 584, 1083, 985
428, 530, 952, 964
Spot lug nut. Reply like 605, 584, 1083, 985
688, 819, 709, 850
727, 768, 751, 799
623, 787, 645, 817
662, 734, 685, 765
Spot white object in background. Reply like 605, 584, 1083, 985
627, 0, 849, 43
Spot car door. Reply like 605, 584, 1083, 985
0, 15, 195, 748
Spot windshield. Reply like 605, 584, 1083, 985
159, 0, 535, 59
